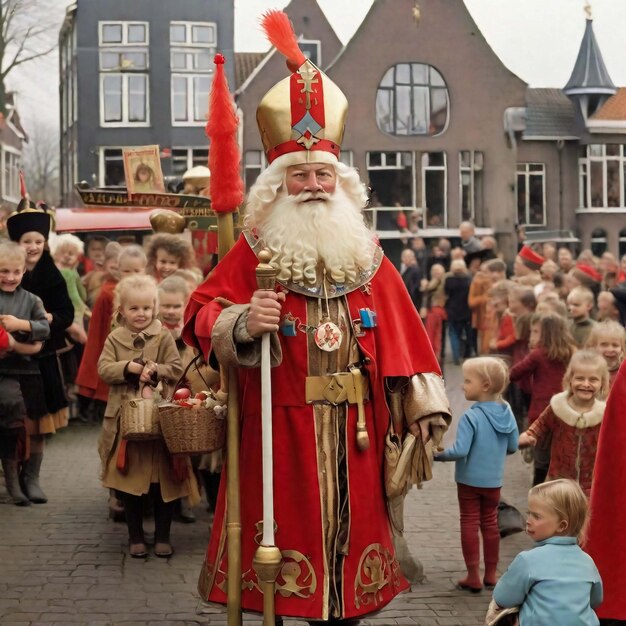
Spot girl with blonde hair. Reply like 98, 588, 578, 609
519, 350, 608, 496
490, 479, 602, 625
98, 274, 196, 558
585, 319, 626, 389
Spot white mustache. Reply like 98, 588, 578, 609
295, 190, 331, 203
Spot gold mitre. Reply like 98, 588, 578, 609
258, 11, 348, 165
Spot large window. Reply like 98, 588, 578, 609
459, 151, 484, 223
171, 148, 209, 176
99, 148, 125, 187
2, 147, 21, 203
367, 151, 414, 230
422, 152, 447, 227
579, 144, 626, 209
170, 21, 216, 125
376, 63, 449, 136
171, 75, 211, 124
99, 21, 149, 126
100, 74, 148, 124
517, 163, 546, 226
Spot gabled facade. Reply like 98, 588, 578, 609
0, 93, 28, 209
236, 0, 626, 262
237, 0, 529, 262
58, 0, 235, 206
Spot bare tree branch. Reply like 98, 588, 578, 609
23, 119, 60, 204
0, 0, 58, 109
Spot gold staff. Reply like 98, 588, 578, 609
206, 53, 243, 626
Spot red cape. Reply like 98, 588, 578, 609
586, 359, 626, 619
76, 278, 116, 402
183, 235, 440, 619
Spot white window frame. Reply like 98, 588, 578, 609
99, 49, 149, 72
2, 145, 21, 203
421, 151, 448, 227
366, 151, 406, 170
100, 73, 150, 127
516, 162, 547, 226
376, 63, 450, 137
169, 21, 217, 47
171, 73, 210, 126
169, 21, 215, 127
99, 21, 149, 46
578, 144, 626, 210
459, 150, 484, 223
171, 147, 210, 175
98, 147, 124, 187
243, 150, 267, 190
169, 48, 213, 72
366, 151, 416, 231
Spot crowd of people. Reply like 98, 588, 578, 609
2, 194, 626, 622
0, 206, 223, 560
401, 222, 626, 625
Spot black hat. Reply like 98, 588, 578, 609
6, 175, 53, 242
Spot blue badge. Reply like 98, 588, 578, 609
359, 308, 377, 328
280, 315, 297, 336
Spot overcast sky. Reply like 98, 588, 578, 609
10, 0, 626, 129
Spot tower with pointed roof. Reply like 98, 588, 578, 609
563, 6, 616, 121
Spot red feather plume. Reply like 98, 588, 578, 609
260, 10, 306, 71
206, 53, 243, 214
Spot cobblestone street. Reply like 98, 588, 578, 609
0, 363, 534, 625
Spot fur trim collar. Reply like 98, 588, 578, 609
550, 391, 605, 428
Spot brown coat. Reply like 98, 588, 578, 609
96, 320, 195, 501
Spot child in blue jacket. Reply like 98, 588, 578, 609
490, 479, 602, 626
435, 356, 518, 592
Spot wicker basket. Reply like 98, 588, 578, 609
120, 389, 161, 440
158, 399, 225, 455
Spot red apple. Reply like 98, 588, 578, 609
173, 387, 191, 400
195, 391, 209, 401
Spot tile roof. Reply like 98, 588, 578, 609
592, 88, 626, 121
234, 52, 267, 90
523, 88, 579, 139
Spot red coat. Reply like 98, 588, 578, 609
509, 347, 568, 424
586, 360, 626, 619
183, 235, 440, 620
527, 393, 604, 496
0, 326, 8, 350
493, 312, 515, 354
76, 278, 117, 402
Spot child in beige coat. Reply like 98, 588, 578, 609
98, 274, 195, 559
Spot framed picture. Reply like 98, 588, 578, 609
123, 145, 166, 195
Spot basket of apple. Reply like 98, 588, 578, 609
158, 384, 227, 455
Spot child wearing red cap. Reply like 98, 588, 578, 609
514, 245, 544, 287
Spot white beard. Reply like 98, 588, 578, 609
251, 185, 377, 285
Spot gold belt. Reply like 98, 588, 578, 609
305, 369, 370, 451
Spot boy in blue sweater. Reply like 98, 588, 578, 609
435, 357, 518, 592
